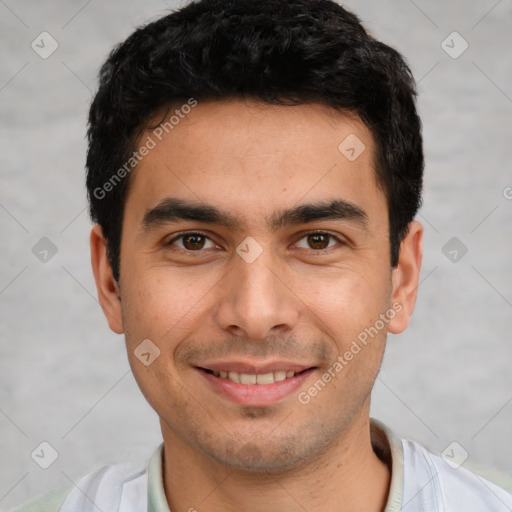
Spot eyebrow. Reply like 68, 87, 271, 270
141, 197, 369, 232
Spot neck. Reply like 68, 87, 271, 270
160, 405, 391, 512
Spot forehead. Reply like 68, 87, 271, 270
124, 99, 385, 229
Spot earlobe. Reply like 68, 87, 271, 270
387, 220, 423, 334
90, 224, 124, 334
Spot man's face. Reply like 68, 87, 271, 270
94, 99, 417, 472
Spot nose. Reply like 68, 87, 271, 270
213, 247, 300, 341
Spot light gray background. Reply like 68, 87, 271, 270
1, 0, 511, 509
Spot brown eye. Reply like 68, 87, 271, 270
168, 232, 216, 251
295, 232, 340, 251
307, 233, 330, 249
182, 234, 206, 250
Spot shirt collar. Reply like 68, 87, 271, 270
147, 442, 170, 512
370, 418, 404, 512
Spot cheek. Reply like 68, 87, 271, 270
297, 267, 391, 342
119, 272, 195, 410
301, 275, 390, 398
121, 270, 207, 340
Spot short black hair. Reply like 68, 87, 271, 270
86, 0, 423, 283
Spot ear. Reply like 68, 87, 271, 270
90, 224, 124, 334
387, 220, 423, 334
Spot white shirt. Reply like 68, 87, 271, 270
11, 419, 512, 511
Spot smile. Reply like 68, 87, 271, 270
197, 366, 317, 406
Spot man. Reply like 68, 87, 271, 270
11, 0, 512, 510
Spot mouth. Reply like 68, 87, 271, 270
195, 365, 317, 406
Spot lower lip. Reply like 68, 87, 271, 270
197, 368, 316, 406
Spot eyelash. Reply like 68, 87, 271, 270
166, 230, 345, 254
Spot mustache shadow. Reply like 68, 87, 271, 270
176, 334, 335, 365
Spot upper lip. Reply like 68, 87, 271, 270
196, 361, 315, 374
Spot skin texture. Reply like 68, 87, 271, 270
90, 99, 423, 512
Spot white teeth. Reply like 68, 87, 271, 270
228, 371, 240, 383
212, 370, 297, 385
274, 370, 287, 382
256, 372, 275, 385
240, 373, 257, 384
